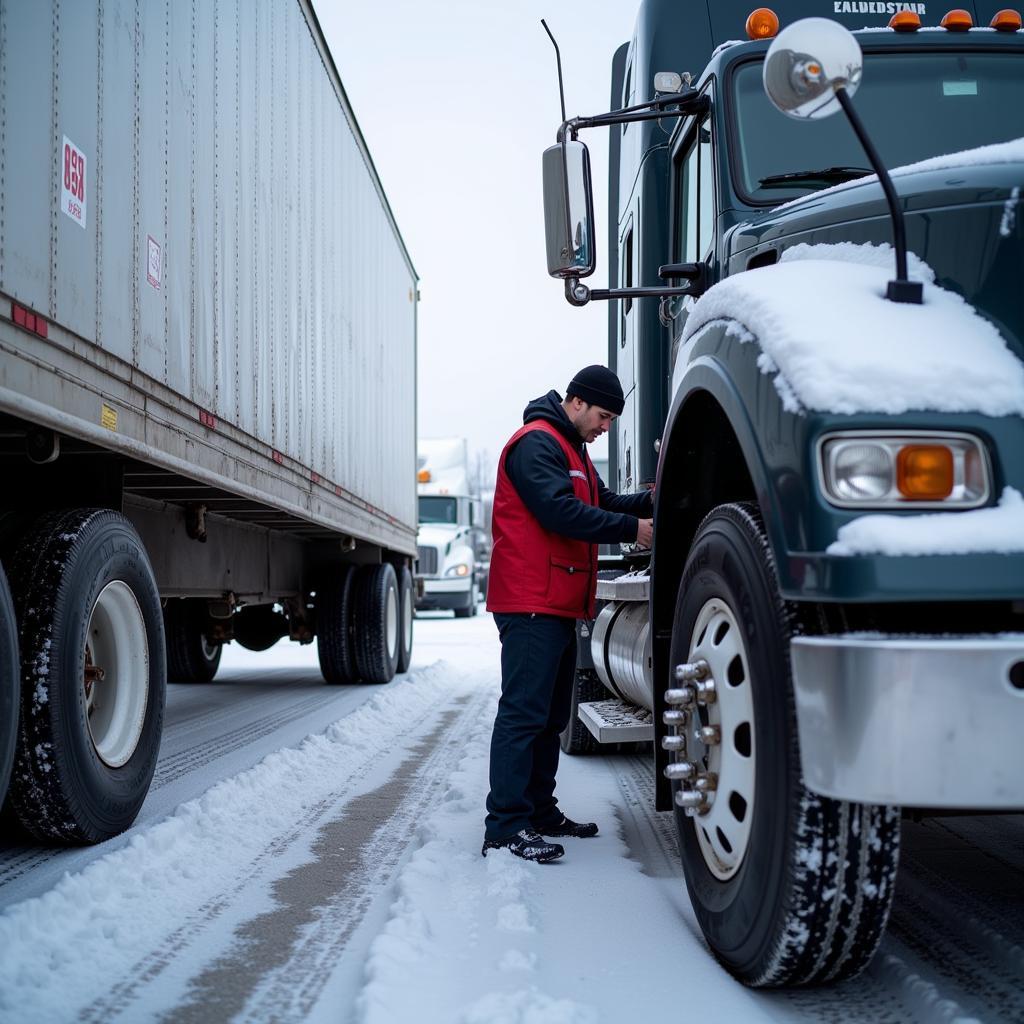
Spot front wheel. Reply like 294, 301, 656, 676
668, 503, 899, 986
7, 509, 166, 844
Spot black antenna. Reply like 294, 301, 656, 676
541, 19, 567, 124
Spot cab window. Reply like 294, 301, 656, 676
674, 115, 715, 263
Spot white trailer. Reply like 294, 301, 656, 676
0, 0, 417, 843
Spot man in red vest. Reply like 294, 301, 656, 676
482, 366, 654, 862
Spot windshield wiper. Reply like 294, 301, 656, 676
758, 166, 873, 189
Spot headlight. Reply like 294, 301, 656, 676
819, 432, 990, 509
445, 563, 470, 577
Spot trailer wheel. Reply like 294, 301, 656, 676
164, 599, 221, 683
7, 509, 165, 844
0, 563, 19, 811
669, 503, 899, 986
396, 565, 414, 674
559, 669, 604, 755
353, 563, 400, 684
317, 568, 357, 684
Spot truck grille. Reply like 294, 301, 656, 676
416, 545, 438, 576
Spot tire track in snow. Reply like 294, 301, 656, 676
77, 685, 489, 1024
608, 754, 1023, 1023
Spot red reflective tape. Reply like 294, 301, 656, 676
34, 318, 48, 339
335, 484, 343, 497
311, 471, 321, 485
272, 450, 284, 465
24, 313, 36, 333
199, 410, 217, 429
12, 303, 26, 328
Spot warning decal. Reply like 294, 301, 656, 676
61, 135, 87, 229
147, 235, 162, 289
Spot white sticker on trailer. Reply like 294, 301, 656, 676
147, 235, 162, 289
61, 135, 87, 229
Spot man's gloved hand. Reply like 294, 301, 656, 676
635, 518, 654, 549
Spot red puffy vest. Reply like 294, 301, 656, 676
486, 419, 599, 620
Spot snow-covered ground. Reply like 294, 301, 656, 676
1, 614, 1021, 1023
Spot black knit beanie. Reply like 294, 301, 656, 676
566, 365, 625, 415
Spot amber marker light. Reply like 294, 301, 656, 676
746, 8, 780, 40
940, 9, 974, 30
417, 469, 431, 483
991, 9, 1023, 31
896, 446, 955, 500
889, 11, 922, 31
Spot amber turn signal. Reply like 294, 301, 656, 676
746, 8, 780, 39
940, 9, 973, 30
990, 8, 1023, 30
896, 446, 954, 500
889, 11, 922, 30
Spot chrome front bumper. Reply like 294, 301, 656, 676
790, 635, 1024, 808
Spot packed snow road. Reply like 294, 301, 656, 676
0, 614, 1021, 1022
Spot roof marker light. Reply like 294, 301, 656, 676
940, 9, 973, 30
746, 8, 780, 40
889, 11, 922, 31
990, 8, 1023, 30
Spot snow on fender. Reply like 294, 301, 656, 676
675, 242, 1024, 418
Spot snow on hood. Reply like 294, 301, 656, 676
828, 487, 1024, 556
679, 242, 1024, 417
418, 523, 468, 548
776, 135, 1024, 212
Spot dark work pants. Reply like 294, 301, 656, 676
485, 612, 577, 841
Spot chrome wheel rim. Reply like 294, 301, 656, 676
84, 581, 149, 768
688, 598, 756, 881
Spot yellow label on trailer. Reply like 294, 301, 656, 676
100, 403, 118, 431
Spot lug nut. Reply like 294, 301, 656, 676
694, 772, 719, 793
674, 659, 710, 682
663, 761, 697, 781
698, 725, 721, 746
661, 734, 686, 752
674, 789, 705, 809
695, 678, 717, 705
665, 686, 695, 707
663, 709, 688, 728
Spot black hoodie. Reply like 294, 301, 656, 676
504, 390, 652, 544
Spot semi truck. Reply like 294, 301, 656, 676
0, 0, 418, 845
415, 437, 489, 616
542, 0, 1024, 987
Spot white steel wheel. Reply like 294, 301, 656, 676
687, 598, 755, 881
385, 585, 399, 662
396, 565, 414, 674
85, 581, 150, 768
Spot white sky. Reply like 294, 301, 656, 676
316, 0, 638, 471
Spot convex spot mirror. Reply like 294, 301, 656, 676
763, 17, 863, 120
542, 140, 596, 279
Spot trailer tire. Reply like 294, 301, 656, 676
7, 509, 166, 844
559, 669, 604, 755
669, 503, 899, 986
396, 565, 414, 674
0, 562, 19, 812
317, 568, 357, 684
164, 599, 221, 683
353, 563, 400, 684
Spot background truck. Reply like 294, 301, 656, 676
415, 437, 489, 617
0, 0, 418, 845
542, 0, 1024, 987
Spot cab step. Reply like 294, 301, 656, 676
578, 699, 654, 744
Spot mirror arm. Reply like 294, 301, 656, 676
834, 86, 922, 304
558, 94, 709, 140
564, 278, 696, 307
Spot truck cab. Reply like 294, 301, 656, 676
415, 438, 489, 617
542, 0, 1024, 987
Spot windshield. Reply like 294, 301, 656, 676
418, 496, 458, 525
732, 52, 1024, 203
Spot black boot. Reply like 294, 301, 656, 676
533, 814, 599, 839
481, 828, 565, 862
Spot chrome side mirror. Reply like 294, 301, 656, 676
763, 17, 862, 120
542, 140, 596, 279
